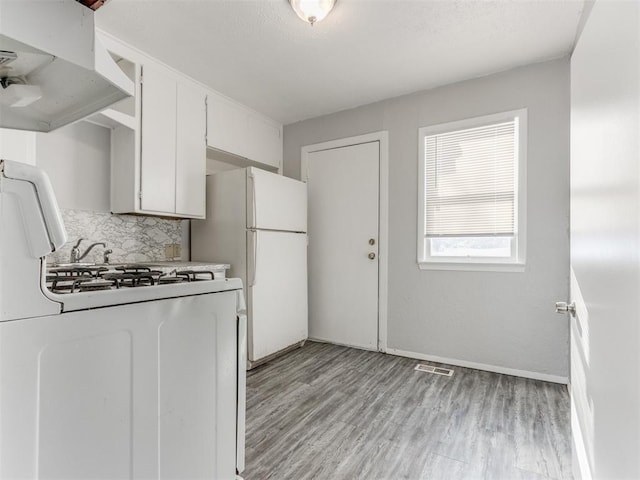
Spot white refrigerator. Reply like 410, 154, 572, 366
191, 167, 308, 368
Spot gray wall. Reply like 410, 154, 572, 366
35, 121, 191, 261
284, 58, 570, 379
37, 121, 111, 212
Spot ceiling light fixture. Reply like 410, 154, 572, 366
289, 0, 337, 26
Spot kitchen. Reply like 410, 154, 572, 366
0, 1, 639, 479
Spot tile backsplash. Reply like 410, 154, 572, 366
47, 209, 183, 265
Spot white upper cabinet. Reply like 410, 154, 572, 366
109, 60, 206, 219
137, 63, 206, 218
101, 33, 206, 219
247, 114, 283, 170
206, 92, 282, 171
97, 32, 281, 218
207, 93, 249, 156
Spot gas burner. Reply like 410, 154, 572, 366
175, 270, 216, 282
100, 272, 156, 289
49, 266, 110, 276
157, 276, 187, 285
115, 265, 153, 273
45, 264, 219, 294
76, 279, 116, 292
152, 271, 190, 285
49, 275, 115, 294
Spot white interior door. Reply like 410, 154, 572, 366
247, 230, 308, 362
305, 141, 380, 351
569, 2, 640, 479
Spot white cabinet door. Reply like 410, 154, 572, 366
175, 81, 206, 217
246, 114, 281, 169
207, 93, 249, 157
140, 63, 177, 214
138, 64, 205, 218
206, 92, 282, 170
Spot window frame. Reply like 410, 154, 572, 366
417, 109, 527, 272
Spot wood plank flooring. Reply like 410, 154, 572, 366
244, 342, 572, 480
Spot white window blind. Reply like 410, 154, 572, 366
424, 119, 517, 238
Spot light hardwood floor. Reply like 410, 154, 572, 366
244, 342, 572, 480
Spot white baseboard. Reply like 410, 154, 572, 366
571, 392, 593, 480
385, 347, 569, 384
308, 336, 379, 353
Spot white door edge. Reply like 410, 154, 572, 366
301, 131, 389, 353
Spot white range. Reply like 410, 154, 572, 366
0, 160, 246, 480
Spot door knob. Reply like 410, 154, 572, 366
368, 252, 376, 260
555, 301, 576, 316
369, 238, 376, 245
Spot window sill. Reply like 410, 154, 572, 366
417, 261, 526, 273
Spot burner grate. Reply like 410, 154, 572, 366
45, 264, 217, 294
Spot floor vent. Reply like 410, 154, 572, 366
414, 363, 454, 376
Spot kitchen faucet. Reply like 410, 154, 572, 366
70, 238, 107, 263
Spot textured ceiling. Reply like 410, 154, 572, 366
96, 0, 585, 125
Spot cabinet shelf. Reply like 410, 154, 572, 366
86, 54, 138, 131
87, 108, 137, 130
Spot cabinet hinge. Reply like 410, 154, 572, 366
138, 191, 143, 200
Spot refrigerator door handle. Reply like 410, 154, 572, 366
248, 171, 257, 229
249, 230, 258, 287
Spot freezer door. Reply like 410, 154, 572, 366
247, 167, 307, 232
247, 230, 308, 362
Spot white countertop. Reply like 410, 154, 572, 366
125, 261, 231, 274
43, 261, 240, 312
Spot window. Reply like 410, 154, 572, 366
417, 109, 527, 271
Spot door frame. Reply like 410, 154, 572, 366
300, 131, 389, 353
